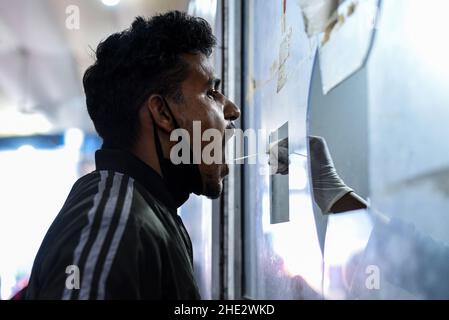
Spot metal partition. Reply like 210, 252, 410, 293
241, 0, 323, 299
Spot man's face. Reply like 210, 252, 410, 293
170, 52, 240, 198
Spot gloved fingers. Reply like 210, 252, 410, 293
267, 138, 289, 155
267, 138, 289, 175
308, 135, 326, 151
276, 137, 289, 149
309, 135, 337, 180
309, 136, 333, 164
308, 135, 353, 213
268, 150, 289, 175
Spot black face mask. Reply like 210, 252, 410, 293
152, 97, 203, 208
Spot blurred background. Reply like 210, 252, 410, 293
0, 0, 193, 299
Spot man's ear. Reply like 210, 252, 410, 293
145, 95, 174, 134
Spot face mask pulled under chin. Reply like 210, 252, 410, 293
159, 156, 203, 196
153, 98, 203, 203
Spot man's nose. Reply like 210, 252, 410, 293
223, 98, 241, 122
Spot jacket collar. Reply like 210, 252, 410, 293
95, 148, 184, 214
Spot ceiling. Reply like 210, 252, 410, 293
0, 0, 189, 136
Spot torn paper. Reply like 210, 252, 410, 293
297, 0, 339, 36
319, 0, 379, 94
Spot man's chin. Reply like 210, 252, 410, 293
202, 180, 223, 199
199, 164, 229, 199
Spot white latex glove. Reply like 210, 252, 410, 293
309, 136, 353, 213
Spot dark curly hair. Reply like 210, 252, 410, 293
83, 11, 216, 149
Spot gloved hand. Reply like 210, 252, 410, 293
267, 136, 354, 213
267, 138, 289, 175
309, 136, 353, 214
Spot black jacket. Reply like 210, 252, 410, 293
26, 149, 200, 300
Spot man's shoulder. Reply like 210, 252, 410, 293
65, 170, 105, 202
67, 170, 135, 204
61, 170, 174, 243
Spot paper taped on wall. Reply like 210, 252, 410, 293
297, 0, 339, 36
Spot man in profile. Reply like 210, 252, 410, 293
26, 11, 240, 300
